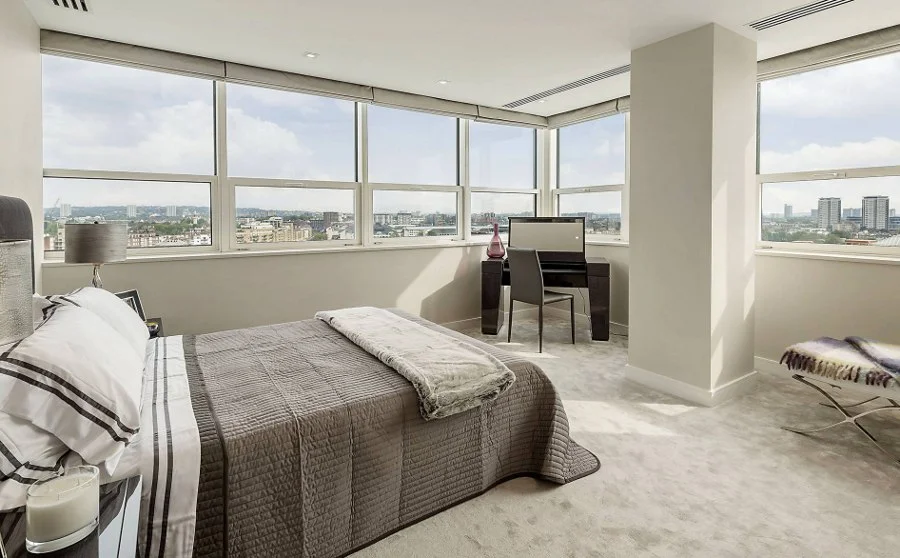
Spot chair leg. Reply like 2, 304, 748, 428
507, 299, 514, 343
538, 305, 544, 353
570, 297, 576, 344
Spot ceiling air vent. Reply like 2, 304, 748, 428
748, 0, 854, 31
48, 0, 90, 13
503, 64, 631, 109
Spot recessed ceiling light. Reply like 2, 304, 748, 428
304, 52, 319, 59
538, 100, 546, 103
437, 80, 450, 85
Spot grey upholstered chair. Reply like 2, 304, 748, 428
506, 247, 575, 353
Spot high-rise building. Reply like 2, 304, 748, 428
127, 205, 137, 218
166, 205, 177, 217
396, 213, 413, 226
817, 198, 841, 230
862, 196, 889, 231
323, 211, 339, 229
59, 203, 72, 218
783, 204, 792, 219
810, 209, 818, 221
374, 214, 394, 226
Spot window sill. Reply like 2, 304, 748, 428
586, 239, 629, 247
755, 248, 900, 266
42, 240, 490, 267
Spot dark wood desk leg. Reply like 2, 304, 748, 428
587, 275, 610, 341
481, 260, 504, 335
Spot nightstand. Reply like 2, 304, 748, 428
145, 317, 164, 338
1, 476, 142, 558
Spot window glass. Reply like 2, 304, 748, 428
761, 177, 900, 245
43, 178, 212, 251
470, 193, 536, 237
558, 192, 622, 237
469, 122, 534, 188
227, 84, 356, 181
558, 114, 626, 187
42, 55, 214, 175
372, 191, 458, 238
759, 51, 900, 174
234, 187, 355, 243
368, 106, 457, 185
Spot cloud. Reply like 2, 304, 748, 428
44, 100, 215, 174
760, 137, 900, 174
761, 51, 900, 119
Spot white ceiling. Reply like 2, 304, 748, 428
23, 0, 900, 117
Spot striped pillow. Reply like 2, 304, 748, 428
0, 412, 70, 511
49, 287, 150, 361
0, 304, 143, 476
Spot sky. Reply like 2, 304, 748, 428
759, 50, 900, 214
43, 50, 900, 219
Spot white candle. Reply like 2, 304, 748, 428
26, 466, 99, 547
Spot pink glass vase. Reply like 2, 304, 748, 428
486, 222, 505, 259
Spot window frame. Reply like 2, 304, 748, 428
468, 125, 540, 239
39, 53, 544, 258
366, 106, 465, 245
552, 112, 630, 243
756, 59, 900, 257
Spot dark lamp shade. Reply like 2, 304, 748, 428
64, 223, 127, 264
0, 239, 34, 345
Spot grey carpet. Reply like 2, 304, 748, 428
351, 316, 900, 558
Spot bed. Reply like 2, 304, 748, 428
0, 196, 600, 558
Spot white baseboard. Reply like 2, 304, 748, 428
440, 307, 538, 332
444, 306, 628, 337
541, 305, 629, 337
625, 364, 759, 407
754, 356, 784, 376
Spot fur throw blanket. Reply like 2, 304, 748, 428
781, 337, 900, 389
316, 307, 516, 420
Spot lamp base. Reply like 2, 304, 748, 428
91, 265, 103, 289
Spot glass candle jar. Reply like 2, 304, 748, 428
25, 465, 100, 554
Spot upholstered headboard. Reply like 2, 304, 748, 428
0, 195, 36, 292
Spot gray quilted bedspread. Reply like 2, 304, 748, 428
185, 310, 599, 558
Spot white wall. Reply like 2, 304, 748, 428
755, 255, 900, 362
43, 247, 485, 335
0, 0, 42, 287
628, 24, 757, 397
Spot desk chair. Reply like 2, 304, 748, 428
506, 248, 576, 353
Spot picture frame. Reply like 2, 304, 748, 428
115, 289, 145, 320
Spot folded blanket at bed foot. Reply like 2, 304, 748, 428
780, 336, 900, 389
316, 306, 516, 420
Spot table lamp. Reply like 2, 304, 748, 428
0, 239, 34, 346
64, 223, 127, 289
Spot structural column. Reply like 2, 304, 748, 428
626, 24, 758, 406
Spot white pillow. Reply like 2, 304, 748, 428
32, 295, 55, 326
0, 412, 70, 512
0, 304, 143, 475
50, 287, 150, 360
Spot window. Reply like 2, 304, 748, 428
470, 193, 535, 238
558, 114, 626, 188
558, 192, 622, 237
227, 84, 356, 181
44, 178, 212, 251
758, 51, 900, 253
42, 55, 217, 253
759, 52, 900, 174
469, 122, 535, 189
42, 54, 557, 256
368, 106, 458, 185
372, 190, 458, 239
555, 113, 628, 241
761, 178, 900, 247
43, 55, 214, 175
235, 187, 355, 244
